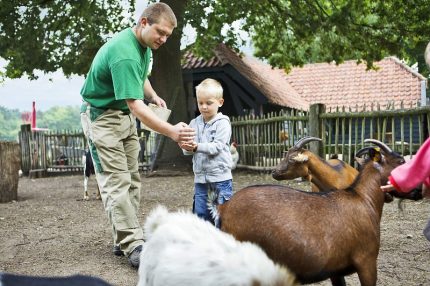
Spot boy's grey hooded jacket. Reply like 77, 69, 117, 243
183, 112, 233, 184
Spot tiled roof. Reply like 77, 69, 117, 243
214, 44, 309, 110
182, 44, 427, 111
183, 44, 309, 110
283, 57, 427, 110
182, 51, 222, 69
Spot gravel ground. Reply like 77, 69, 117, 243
0, 170, 429, 285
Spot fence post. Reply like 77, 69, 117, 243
19, 124, 31, 176
309, 103, 325, 157
0, 141, 21, 203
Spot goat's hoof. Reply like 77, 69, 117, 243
83, 196, 90, 201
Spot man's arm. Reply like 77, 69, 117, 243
127, 99, 194, 143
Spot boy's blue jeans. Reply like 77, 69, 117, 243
193, 180, 233, 227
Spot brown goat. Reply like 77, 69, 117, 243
214, 139, 405, 286
272, 136, 358, 192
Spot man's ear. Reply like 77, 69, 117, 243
140, 17, 149, 27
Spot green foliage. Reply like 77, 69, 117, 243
1, 0, 429, 79
185, 0, 430, 74
0, 106, 22, 141
37, 106, 82, 131
0, 0, 135, 79
0, 105, 82, 141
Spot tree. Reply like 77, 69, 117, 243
186, 0, 430, 73
0, 0, 135, 79
1, 0, 429, 166
0, 107, 22, 141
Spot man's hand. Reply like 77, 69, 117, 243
171, 122, 195, 143
143, 79, 167, 108
150, 94, 167, 108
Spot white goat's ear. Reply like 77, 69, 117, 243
292, 153, 308, 162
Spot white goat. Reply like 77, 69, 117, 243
230, 142, 239, 170
137, 205, 296, 286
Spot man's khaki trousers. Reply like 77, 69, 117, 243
81, 104, 144, 256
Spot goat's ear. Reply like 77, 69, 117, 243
292, 153, 308, 162
355, 156, 366, 166
368, 147, 382, 163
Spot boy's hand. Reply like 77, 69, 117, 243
178, 141, 197, 152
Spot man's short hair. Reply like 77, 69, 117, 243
196, 78, 224, 99
140, 2, 177, 27
425, 42, 430, 67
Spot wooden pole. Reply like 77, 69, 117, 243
309, 103, 326, 157
0, 141, 21, 203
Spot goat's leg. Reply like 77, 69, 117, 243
84, 176, 90, 200
329, 276, 346, 286
355, 262, 377, 286
96, 184, 101, 200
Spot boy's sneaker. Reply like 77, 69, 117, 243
113, 245, 124, 256
128, 245, 143, 268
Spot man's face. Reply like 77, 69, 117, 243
139, 17, 174, 49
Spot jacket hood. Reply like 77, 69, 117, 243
198, 112, 230, 125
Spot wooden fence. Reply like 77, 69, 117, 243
231, 108, 309, 171
19, 124, 159, 176
232, 103, 430, 171
18, 102, 430, 175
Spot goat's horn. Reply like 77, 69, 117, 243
292, 136, 308, 148
364, 139, 393, 154
294, 136, 322, 149
355, 146, 375, 157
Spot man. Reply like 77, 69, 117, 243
80, 3, 194, 268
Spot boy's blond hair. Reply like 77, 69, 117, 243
425, 42, 430, 67
196, 78, 223, 99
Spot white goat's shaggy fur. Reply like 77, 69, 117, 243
137, 205, 296, 286
230, 143, 239, 170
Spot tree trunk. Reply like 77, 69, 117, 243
150, 0, 192, 169
0, 141, 21, 203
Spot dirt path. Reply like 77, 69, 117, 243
0, 170, 429, 285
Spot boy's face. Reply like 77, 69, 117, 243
196, 90, 224, 122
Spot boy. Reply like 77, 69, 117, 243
179, 79, 234, 227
